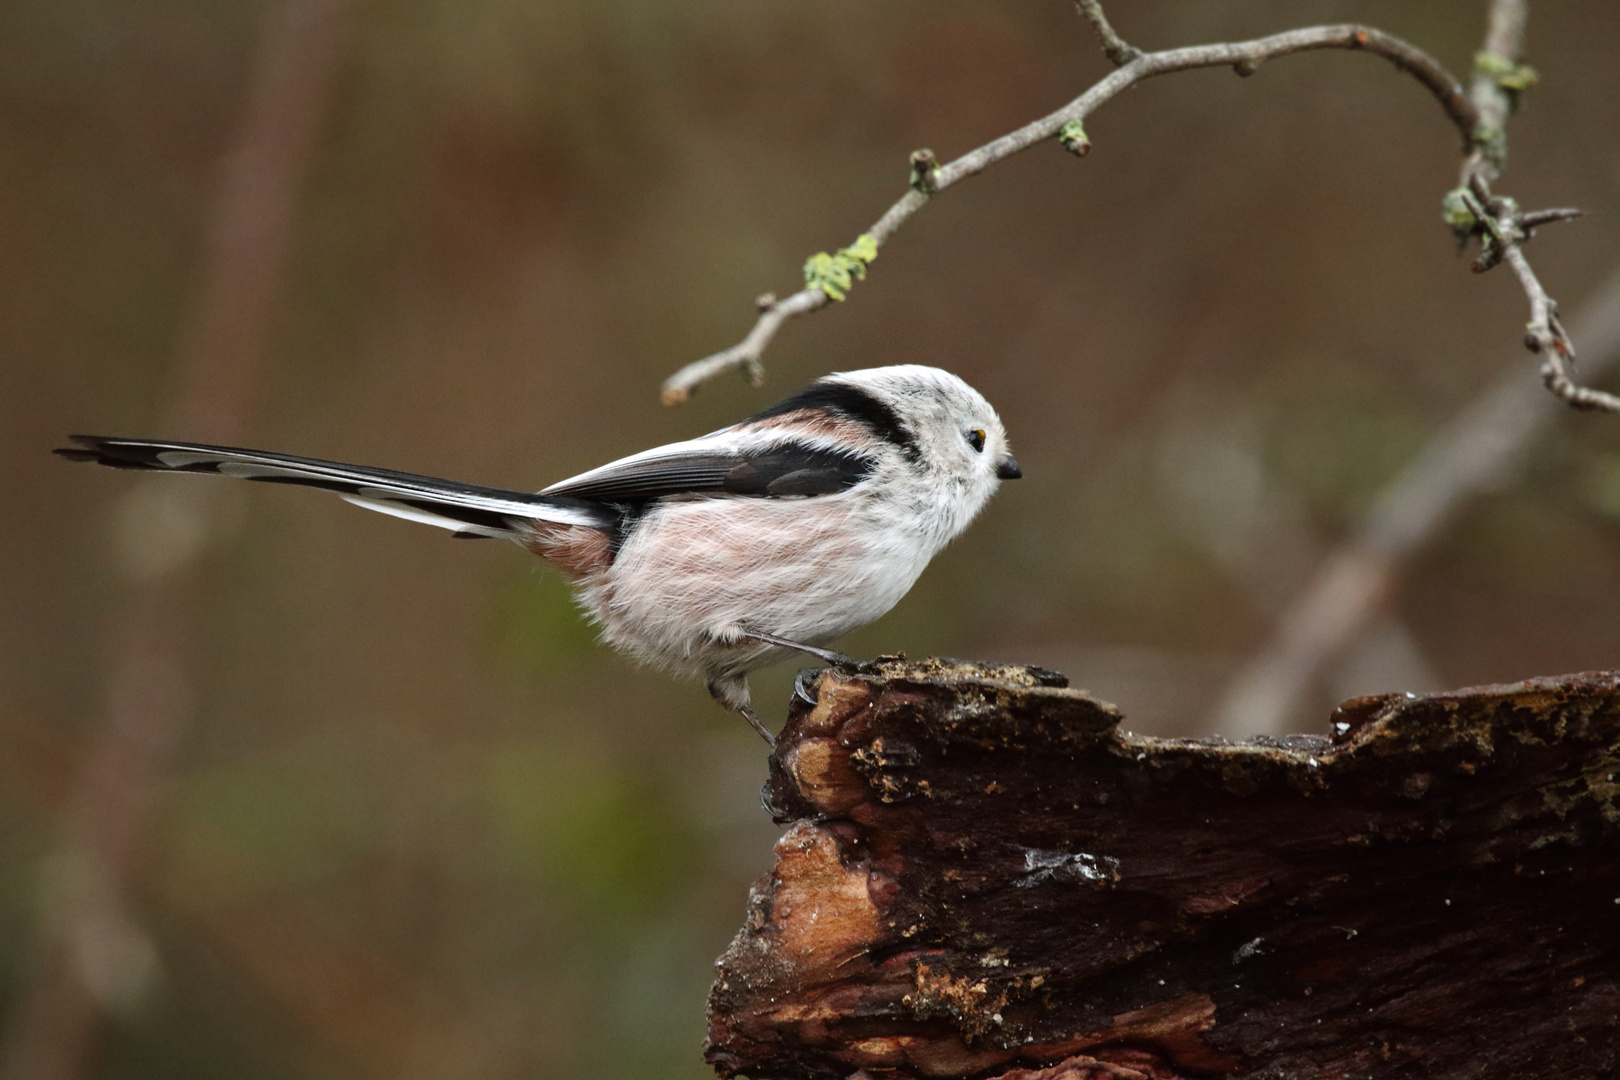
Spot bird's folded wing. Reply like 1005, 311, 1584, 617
540, 438, 873, 502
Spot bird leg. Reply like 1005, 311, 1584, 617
707, 674, 776, 747
738, 706, 775, 748
739, 630, 860, 668
708, 633, 865, 747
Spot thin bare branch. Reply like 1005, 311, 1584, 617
1506, 243, 1620, 411
1444, 0, 1608, 411
1481, 0, 1529, 59
661, 289, 827, 404
662, 22, 1476, 403
1075, 0, 1142, 67
1461, 0, 1528, 188
1517, 206, 1584, 230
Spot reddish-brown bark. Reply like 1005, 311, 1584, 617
708, 659, 1620, 1079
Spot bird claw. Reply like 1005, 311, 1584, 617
793, 669, 822, 706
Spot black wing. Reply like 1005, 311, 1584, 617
542, 443, 874, 503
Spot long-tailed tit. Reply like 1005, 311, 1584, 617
58, 364, 1020, 743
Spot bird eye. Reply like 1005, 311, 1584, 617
966, 428, 986, 453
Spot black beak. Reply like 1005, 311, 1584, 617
996, 457, 1022, 480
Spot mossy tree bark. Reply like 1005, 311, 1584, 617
707, 659, 1620, 1079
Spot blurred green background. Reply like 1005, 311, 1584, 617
3, 1, 1619, 1077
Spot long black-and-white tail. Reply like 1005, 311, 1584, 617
55, 436, 613, 539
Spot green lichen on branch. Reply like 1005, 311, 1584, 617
1470, 120, 1509, 172
1441, 186, 1478, 238
1475, 50, 1540, 100
1057, 118, 1091, 157
803, 234, 879, 301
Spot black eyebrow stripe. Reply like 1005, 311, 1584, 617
743, 381, 921, 461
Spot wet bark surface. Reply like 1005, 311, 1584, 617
706, 659, 1620, 1080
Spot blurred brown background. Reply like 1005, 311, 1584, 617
3, 1, 1618, 1077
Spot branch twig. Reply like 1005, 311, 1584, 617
1460, 0, 1527, 190
1460, 184, 1610, 410
1075, 0, 1142, 67
1507, 243, 1618, 411
1443, 0, 1613, 411
659, 290, 827, 404
661, 19, 1477, 403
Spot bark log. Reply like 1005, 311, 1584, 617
706, 658, 1620, 1079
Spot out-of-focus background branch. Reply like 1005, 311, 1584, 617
3, 2, 1618, 1078
2, 3, 351, 1079
1210, 267, 1620, 733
